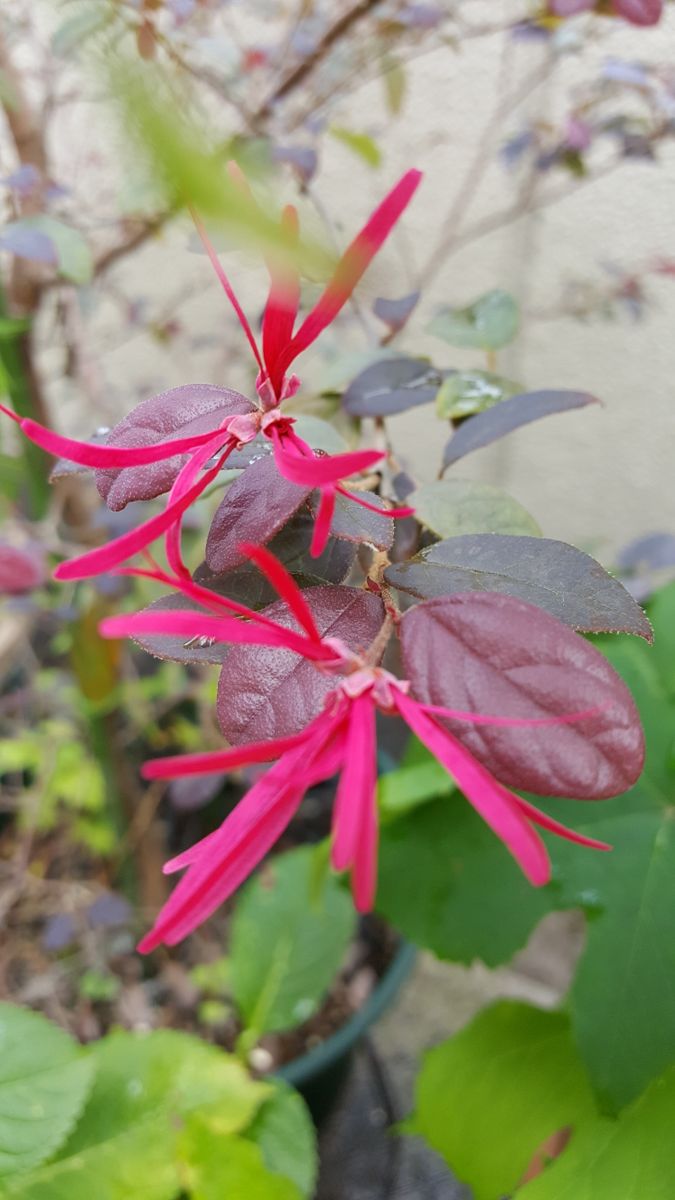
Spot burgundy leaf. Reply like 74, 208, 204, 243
385, 535, 653, 641
95, 384, 254, 511
343, 357, 443, 417
218, 586, 385, 745
372, 292, 420, 331
0, 542, 44, 594
205, 453, 311, 574
131, 593, 233, 664
400, 592, 644, 798
442, 390, 599, 469
613, 0, 662, 24
311, 489, 394, 551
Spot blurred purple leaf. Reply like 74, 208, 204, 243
169, 773, 224, 812
500, 130, 534, 169
617, 533, 675, 572
442, 390, 599, 469
372, 292, 420, 332
0, 223, 57, 265
0, 542, 45, 594
43, 913, 77, 951
273, 144, 318, 185
401, 592, 644, 798
399, 3, 444, 28
2, 164, 41, 196
88, 891, 132, 929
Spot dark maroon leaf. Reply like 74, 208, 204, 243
95, 384, 254, 511
311, 490, 394, 551
342, 357, 444, 417
442, 390, 599, 469
131, 593, 232, 665
372, 292, 420, 331
0, 542, 44, 594
218, 586, 385, 745
385, 535, 652, 641
400, 592, 644, 798
206, 454, 311, 574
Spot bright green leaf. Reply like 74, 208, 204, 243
329, 127, 382, 168
407, 1002, 596, 1200
230, 847, 356, 1039
411, 478, 541, 538
646, 580, 675, 698
435, 370, 520, 420
518, 1066, 675, 1199
429, 289, 520, 350
377, 797, 549, 964
378, 756, 454, 820
245, 1084, 318, 1198
179, 1120, 301, 1200
0, 1005, 95, 1180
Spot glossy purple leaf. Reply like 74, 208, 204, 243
0, 542, 44, 594
343, 357, 444, 417
95, 384, 254, 511
400, 592, 644, 798
218, 586, 385, 745
372, 292, 420, 332
442, 390, 599, 469
205, 453, 311, 574
385, 535, 652, 641
0, 223, 57, 265
311, 489, 394, 551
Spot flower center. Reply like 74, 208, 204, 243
337, 665, 410, 712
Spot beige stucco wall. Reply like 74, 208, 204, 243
34, 7, 675, 560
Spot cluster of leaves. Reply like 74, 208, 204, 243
0, 1003, 316, 1200
377, 580, 675, 1125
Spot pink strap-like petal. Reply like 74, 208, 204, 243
310, 487, 337, 558
238, 540, 324, 643
276, 170, 422, 374
115, 564, 287, 634
0, 403, 227, 469
351, 772, 379, 913
512, 795, 612, 851
272, 430, 384, 487
53, 448, 232, 582
419, 701, 609, 728
165, 432, 230, 579
141, 728, 312, 780
395, 691, 551, 886
263, 205, 301, 397
99, 608, 334, 661
331, 695, 377, 874
335, 483, 415, 519
191, 206, 264, 373
138, 710, 348, 951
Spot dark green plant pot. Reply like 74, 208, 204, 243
276, 941, 416, 1124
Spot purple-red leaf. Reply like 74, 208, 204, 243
442, 390, 599, 469
130, 593, 233, 665
218, 586, 385, 745
372, 292, 420, 332
400, 592, 644, 798
0, 542, 44, 594
385, 534, 652, 641
343, 357, 443, 417
205, 453, 311, 575
311, 489, 394, 551
95, 384, 254, 511
613, 0, 662, 25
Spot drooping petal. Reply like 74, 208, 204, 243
191, 207, 264, 373
53, 443, 234, 581
141, 728, 313, 780
334, 483, 416, 520
512, 794, 612, 851
115, 563, 284, 631
271, 429, 384, 487
310, 487, 337, 558
138, 708, 348, 951
351, 770, 379, 913
238, 540, 324, 643
395, 691, 551, 885
164, 434, 227, 579
99, 608, 334, 661
0, 403, 227, 469
276, 170, 423, 375
331, 694, 377, 873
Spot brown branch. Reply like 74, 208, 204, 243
253, 0, 388, 123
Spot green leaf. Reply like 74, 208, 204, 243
382, 57, 406, 115
378, 754, 454, 820
435, 370, 520, 420
428, 288, 520, 351
178, 1120, 301, 1200
377, 797, 549, 964
230, 847, 356, 1039
5, 1030, 271, 1199
407, 1002, 596, 1200
245, 1084, 318, 1198
517, 1066, 675, 1199
329, 127, 382, 168
411, 478, 541, 538
646, 579, 675, 697
0, 1005, 95, 1179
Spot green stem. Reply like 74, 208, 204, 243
0, 281, 50, 517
